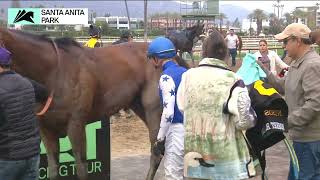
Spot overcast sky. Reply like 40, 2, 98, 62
219, 1, 319, 14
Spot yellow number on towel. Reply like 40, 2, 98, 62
254, 80, 278, 96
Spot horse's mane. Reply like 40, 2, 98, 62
11, 30, 81, 50
183, 24, 204, 39
185, 25, 197, 31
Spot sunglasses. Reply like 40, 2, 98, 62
282, 36, 296, 45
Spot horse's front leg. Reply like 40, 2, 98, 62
66, 68, 96, 180
39, 122, 60, 180
145, 108, 163, 180
140, 79, 163, 180
67, 117, 88, 180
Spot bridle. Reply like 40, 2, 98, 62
36, 39, 59, 116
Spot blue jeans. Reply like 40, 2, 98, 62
229, 48, 237, 66
0, 155, 40, 180
288, 141, 320, 180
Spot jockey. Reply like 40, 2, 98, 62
112, 30, 133, 45
147, 37, 187, 180
88, 24, 101, 38
85, 25, 102, 48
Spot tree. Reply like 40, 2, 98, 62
92, 12, 97, 18
226, 20, 230, 29
192, 1, 199, 9
283, 12, 293, 26
292, 8, 308, 24
247, 13, 254, 36
218, 13, 227, 32
232, 18, 241, 28
248, 9, 268, 35
268, 13, 282, 35
95, 21, 109, 35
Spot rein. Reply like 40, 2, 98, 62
36, 39, 59, 116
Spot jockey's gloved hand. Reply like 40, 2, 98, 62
153, 138, 165, 156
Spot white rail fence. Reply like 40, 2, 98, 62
74, 36, 317, 56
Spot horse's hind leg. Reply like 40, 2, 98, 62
39, 123, 59, 180
67, 119, 88, 180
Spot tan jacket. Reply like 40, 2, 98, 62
267, 50, 320, 142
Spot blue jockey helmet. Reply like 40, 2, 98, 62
147, 37, 176, 59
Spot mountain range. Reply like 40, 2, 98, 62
0, 1, 251, 23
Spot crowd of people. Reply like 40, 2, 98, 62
0, 21, 320, 180
148, 22, 320, 180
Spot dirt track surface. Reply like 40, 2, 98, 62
110, 115, 290, 180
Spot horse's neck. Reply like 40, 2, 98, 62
6, 34, 56, 84
185, 30, 195, 41
186, 28, 199, 41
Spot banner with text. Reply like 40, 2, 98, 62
39, 120, 110, 180
8, 8, 88, 25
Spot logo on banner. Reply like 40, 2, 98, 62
8, 8, 40, 25
14, 9, 35, 23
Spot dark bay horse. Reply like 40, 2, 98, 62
166, 23, 205, 67
0, 28, 188, 180
310, 29, 320, 47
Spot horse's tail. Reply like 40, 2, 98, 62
174, 55, 190, 69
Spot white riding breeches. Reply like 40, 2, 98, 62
164, 123, 184, 180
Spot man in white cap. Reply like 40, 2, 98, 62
258, 23, 320, 180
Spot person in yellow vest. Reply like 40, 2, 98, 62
84, 25, 101, 48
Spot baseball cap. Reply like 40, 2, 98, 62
275, 23, 311, 40
0, 48, 12, 65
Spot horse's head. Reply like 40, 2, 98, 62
310, 29, 320, 46
186, 23, 205, 43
